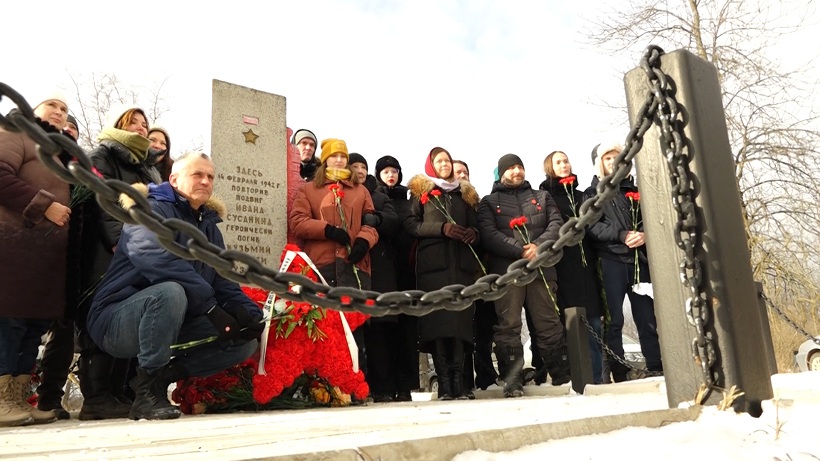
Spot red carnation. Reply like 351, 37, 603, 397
430, 189, 442, 197
626, 191, 641, 202
559, 176, 575, 186
420, 192, 430, 205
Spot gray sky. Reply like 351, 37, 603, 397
3, 0, 818, 197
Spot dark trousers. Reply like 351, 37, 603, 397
600, 258, 662, 373
37, 319, 76, 400
0, 317, 50, 376
364, 315, 420, 395
472, 300, 498, 388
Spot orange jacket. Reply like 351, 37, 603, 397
290, 178, 378, 274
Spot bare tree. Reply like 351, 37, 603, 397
584, 0, 820, 369
65, 72, 170, 151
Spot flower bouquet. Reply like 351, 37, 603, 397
171, 244, 370, 414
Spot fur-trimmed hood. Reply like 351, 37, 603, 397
407, 174, 479, 208
119, 182, 227, 219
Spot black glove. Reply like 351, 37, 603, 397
347, 238, 369, 264
442, 222, 467, 240
325, 224, 351, 247
362, 213, 381, 228
234, 308, 265, 341
207, 305, 238, 341
462, 227, 478, 244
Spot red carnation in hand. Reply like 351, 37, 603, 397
420, 192, 430, 205
559, 176, 575, 186
625, 191, 641, 202
430, 189, 442, 197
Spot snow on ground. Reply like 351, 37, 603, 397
455, 372, 820, 461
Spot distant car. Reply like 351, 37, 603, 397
794, 336, 820, 372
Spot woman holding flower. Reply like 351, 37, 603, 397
405, 147, 480, 400
289, 139, 378, 290
585, 142, 663, 382
540, 150, 605, 384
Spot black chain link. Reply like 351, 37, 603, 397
761, 293, 820, 347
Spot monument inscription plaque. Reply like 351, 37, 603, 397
211, 79, 287, 267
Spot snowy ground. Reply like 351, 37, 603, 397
456, 373, 820, 461
2, 372, 819, 460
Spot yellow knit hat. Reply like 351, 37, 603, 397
320, 138, 349, 164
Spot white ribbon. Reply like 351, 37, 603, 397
257, 250, 359, 375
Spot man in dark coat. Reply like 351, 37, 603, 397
86, 153, 264, 420
477, 154, 569, 398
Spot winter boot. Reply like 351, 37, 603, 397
37, 322, 74, 420
496, 345, 524, 398
544, 343, 571, 386
451, 340, 469, 400
0, 375, 32, 427
431, 340, 453, 400
77, 351, 132, 420
11, 375, 56, 425
129, 366, 182, 420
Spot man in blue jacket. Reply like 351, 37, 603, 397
86, 152, 264, 420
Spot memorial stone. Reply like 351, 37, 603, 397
211, 79, 287, 267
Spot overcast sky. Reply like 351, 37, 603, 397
3, 0, 819, 197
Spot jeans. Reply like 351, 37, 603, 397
0, 317, 51, 376
102, 281, 257, 376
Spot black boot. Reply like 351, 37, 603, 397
78, 351, 132, 420
451, 340, 469, 400
496, 345, 524, 398
129, 365, 183, 420
36, 320, 73, 420
544, 342, 571, 386
431, 340, 452, 401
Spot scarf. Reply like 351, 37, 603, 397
97, 127, 151, 164
325, 167, 352, 182
430, 176, 460, 192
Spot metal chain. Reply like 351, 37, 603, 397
761, 293, 820, 346
640, 46, 716, 394
580, 315, 647, 375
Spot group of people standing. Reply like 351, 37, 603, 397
0, 88, 664, 427
289, 129, 663, 401
0, 90, 234, 426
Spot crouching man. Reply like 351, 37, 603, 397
86, 152, 264, 420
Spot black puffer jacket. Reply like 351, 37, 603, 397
405, 175, 480, 349
79, 140, 161, 325
476, 180, 563, 279
584, 175, 647, 264
540, 175, 602, 317
376, 182, 416, 291
363, 175, 400, 321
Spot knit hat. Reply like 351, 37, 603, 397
594, 141, 623, 162
348, 153, 368, 169
292, 128, 317, 145
319, 138, 349, 164
104, 103, 147, 130
65, 114, 78, 129
425, 147, 452, 178
497, 153, 524, 175
375, 155, 403, 185
31, 90, 68, 111
148, 125, 172, 155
